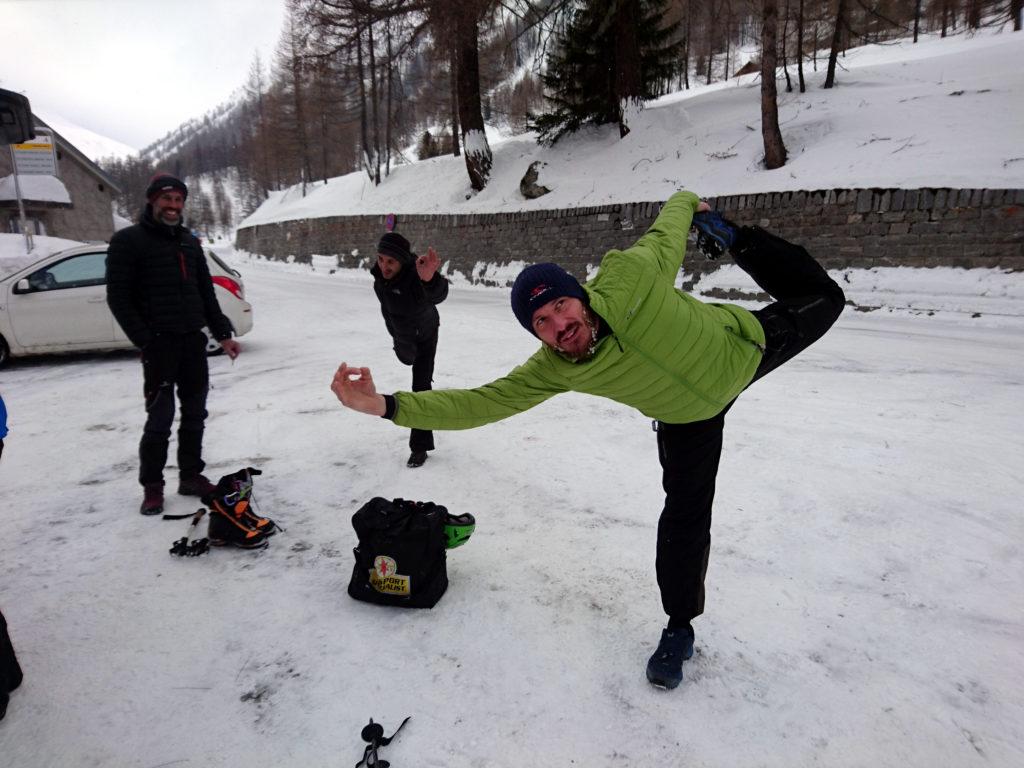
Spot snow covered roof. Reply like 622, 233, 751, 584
32, 115, 123, 192
0, 173, 72, 205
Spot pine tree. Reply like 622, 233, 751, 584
528, 0, 682, 145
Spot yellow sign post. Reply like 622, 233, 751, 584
12, 133, 57, 176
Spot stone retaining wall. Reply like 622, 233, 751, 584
235, 188, 1024, 285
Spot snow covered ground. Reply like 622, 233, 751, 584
1, 250, 1022, 767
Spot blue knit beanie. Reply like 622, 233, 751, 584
511, 263, 586, 334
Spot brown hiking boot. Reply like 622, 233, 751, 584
140, 483, 165, 516
177, 473, 217, 497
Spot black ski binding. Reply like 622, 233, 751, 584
169, 509, 211, 557
355, 716, 410, 768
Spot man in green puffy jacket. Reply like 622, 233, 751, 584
331, 190, 845, 689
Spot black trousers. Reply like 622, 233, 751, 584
655, 227, 846, 628
395, 328, 438, 453
139, 331, 209, 486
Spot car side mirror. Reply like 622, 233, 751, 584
13, 278, 31, 294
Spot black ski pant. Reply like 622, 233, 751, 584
655, 227, 846, 629
138, 331, 209, 486
395, 328, 438, 453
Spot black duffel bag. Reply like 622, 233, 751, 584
347, 498, 448, 609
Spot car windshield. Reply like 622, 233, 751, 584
0, 239, 92, 280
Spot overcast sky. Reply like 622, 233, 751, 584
0, 0, 286, 151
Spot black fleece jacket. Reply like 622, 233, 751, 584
106, 207, 232, 349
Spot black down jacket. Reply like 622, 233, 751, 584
371, 255, 449, 363
106, 207, 233, 349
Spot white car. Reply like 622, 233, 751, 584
0, 244, 253, 367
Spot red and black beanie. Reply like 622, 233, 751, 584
145, 173, 188, 202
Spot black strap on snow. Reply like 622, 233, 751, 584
169, 509, 211, 557
355, 716, 411, 768
169, 536, 210, 557
162, 512, 196, 520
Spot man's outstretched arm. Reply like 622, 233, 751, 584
331, 355, 565, 431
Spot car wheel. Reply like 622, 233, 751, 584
202, 325, 233, 356
0, 334, 9, 368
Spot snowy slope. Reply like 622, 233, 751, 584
239, 29, 1024, 227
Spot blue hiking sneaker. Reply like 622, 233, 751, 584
645, 627, 695, 689
691, 211, 737, 260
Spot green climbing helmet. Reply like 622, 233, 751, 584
443, 512, 476, 550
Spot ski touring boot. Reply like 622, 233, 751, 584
206, 501, 269, 550
202, 467, 279, 538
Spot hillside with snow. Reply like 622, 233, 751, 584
240, 29, 1024, 227
140, 97, 243, 163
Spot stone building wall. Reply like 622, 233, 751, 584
49, 147, 118, 242
235, 188, 1024, 285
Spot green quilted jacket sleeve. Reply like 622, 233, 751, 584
628, 190, 700, 281
392, 351, 567, 430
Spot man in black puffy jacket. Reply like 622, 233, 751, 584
371, 232, 448, 468
106, 173, 240, 515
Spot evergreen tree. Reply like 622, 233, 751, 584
528, 0, 682, 145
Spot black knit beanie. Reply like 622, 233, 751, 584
145, 173, 188, 202
377, 232, 414, 265
510, 262, 586, 334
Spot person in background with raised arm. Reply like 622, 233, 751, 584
370, 231, 449, 468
